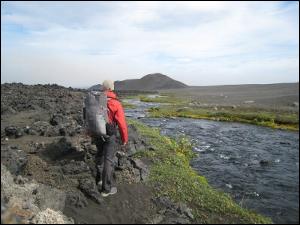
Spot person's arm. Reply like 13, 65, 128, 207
114, 103, 128, 144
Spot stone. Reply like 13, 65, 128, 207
4, 126, 18, 137
127, 142, 137, 156
153, 196, 175, 210
28, 129, 38, 135
133, 168, 142, 183
177, 203, 194, 219
259, 160, 270, 166
131, 158, 147, 171
31, 121, 51, 136
140, 169, 150, 182
50, 114, 66, 126
15, 129, 24, 138
59, 127, 67, 136
65, 191, 88, 209
31, 208, 74, 224
88, 144, 98, 155
116, 155, 131, 170
24, 126, 31, 134
130, 159, 149, 181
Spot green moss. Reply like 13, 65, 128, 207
121, 95, 138, 99
127, 118, 273, 224
120, 101, 136, 109
148, 106, 299, 131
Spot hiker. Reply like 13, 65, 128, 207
84, 80, 128, 197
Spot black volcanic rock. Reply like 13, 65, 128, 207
4, 126, 18, 137
1, 83, 86, 115
88, 84, 103, 91
89, 73, 188, 91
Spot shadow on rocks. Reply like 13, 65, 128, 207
40, 137, 85, 162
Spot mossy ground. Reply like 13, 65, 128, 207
148, 106, 299, 131
128, 118, 273, 224
120, 100, 137, 109
139, 95, 298, 131
139, 95, 186, 104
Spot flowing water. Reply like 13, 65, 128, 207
124, 98, 299, 224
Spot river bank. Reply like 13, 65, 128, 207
124, 96, 299, 224
137, 95, 299, 131
127, 119, 272, 223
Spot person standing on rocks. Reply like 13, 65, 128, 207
86, 80, 128, 197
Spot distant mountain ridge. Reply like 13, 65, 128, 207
88, 73, 188, 91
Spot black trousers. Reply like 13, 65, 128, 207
94, 135, 117, 192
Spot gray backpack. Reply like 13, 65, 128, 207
83, 91, 108, 137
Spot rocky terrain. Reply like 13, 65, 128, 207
1, 83, 194, 224
89, 73, 188, 91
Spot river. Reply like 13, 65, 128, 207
124, 98, 299, 224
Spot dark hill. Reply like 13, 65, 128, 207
89, 73, 188, 91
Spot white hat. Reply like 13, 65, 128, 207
102, 80, 114, 91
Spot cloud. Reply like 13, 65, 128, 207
1, 1, 299, 87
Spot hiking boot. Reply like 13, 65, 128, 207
97, 181, 103, 191
101, 187, 117, 197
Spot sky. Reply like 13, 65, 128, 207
1, 1, 299, 87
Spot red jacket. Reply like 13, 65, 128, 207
105, 90, 128, 144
